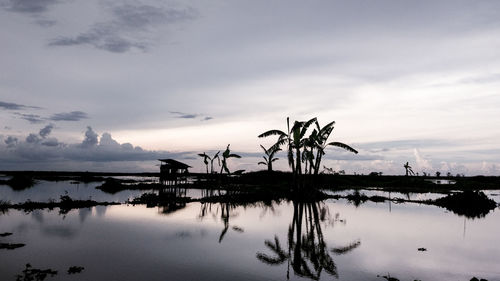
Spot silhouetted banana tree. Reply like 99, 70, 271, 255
198, 152, 210, 174
198, 151, 221, 174
257, 201, 361, 280
290, 118, 317, 176
258, 144, 281, 172
210, 151, 220, 174
258, 117, 296, 174
220, 144, 241, 174
311, 120, 358, 176
404, 162, 415, 176
259, 117, 316, 177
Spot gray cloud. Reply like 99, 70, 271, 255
41, 137, 61, 147
13, 113, 45, 124
1, 0, 59, 14
49, 111, 88, 121
4, 136, 18, 147
0, 126, 192, 167
171, 111, 214, 121
0, 101, 41, 110
39, 124, 54, 138
49, 3, 197, 53
81, 126, 98, 147
26, 133, 41, 144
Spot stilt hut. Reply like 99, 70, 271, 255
158, 159, 191, 185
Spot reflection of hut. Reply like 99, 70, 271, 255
158, 159, 191, 185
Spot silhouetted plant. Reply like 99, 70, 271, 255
258, 117, 296, 174
220, 144, 241, 174
198, 151, 221, 174
259, 118, 357, 182
198, 153, 210, 174
309, 120, 357, 175
403, 162, 415, 176
258, 144, 281, 172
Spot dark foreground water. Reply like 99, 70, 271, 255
1, 181, 499, 281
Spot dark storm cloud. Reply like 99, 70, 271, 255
13, 112, 45, 124
49, 111, 88, 121
0, 101, 41, 110
49, 3, 197, 53
1, 0, 59, 14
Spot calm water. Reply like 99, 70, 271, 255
1, 181, 499, 281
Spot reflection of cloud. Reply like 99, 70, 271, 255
49, 111, 88, 121
49, 3, 197, 53
95, 206, 107, 217
78, 208, 92, 223
31, 210, 44, 223
42, 225, 78, 239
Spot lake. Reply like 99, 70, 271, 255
1, 180, 499, 281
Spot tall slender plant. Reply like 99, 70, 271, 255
311, 120, 358, 175
198, 152, 210, 174
258, 145, 281, 172
220, 144, 241, 174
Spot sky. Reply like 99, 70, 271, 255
1, 0, 499, 175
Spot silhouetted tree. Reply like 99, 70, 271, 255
258, 144, 281, 172
309, 120, 357, 175
198, 152, 210, 174
258, 117, 296, 174
220, 144, 241, 174
404, 162, 415, 176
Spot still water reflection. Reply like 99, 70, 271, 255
1, 188, 499, 280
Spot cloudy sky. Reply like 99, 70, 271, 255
1, 0, 499, 175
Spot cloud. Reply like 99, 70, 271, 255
413, 148, 432, 171
13, 112, 45, 124
39, 124, 54, 138
0, 126, 193, 170
49, 111, 88, 121
0, 101, 41, 110
81, 126, 98, 147
26, 133, 41, 144
1, 0, 59, 14
171, 111, 214, 121
4, 136, 17, 147
49, 3, 197, 53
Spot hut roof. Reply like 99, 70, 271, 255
158, 159, 191, 169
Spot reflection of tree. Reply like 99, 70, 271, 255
257, 201, 360, 280
199, 190, 244, 243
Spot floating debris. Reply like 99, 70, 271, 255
417, 248, 427, 252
